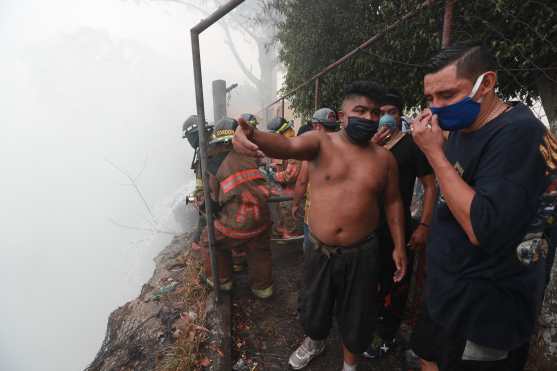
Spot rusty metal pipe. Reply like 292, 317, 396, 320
190, 0, 245, 303
191, 0, 245, 34
442, 0, 457, 48
264, 0, 436, 110
314, 78, 321, 110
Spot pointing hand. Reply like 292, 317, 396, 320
233, 117, 264, 157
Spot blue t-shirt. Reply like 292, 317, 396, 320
426, 103, 551, 350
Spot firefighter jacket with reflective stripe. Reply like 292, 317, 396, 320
273, 159, 300, 186
214, 150, 272, 239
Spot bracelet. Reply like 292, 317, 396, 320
418, 222, 430, 228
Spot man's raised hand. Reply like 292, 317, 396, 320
411, 109, 444, 158
371, 126, 391, 145
233, 117, 264, 157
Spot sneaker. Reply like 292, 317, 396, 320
341, 362, 357, 371
404, 349, 421, 369
288, 336, 325, 369
251, 285, 273, 299
362, 336, 396, 359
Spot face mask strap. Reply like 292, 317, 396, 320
469, 72, 488, 99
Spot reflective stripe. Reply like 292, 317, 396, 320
220, 169, 264, 193
214, 219, 270, 239
256, 184, 271, 198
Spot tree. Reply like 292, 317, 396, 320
272, 0, 557, 134
151, 0, 280, 113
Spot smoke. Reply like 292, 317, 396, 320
0, 1, 259, 370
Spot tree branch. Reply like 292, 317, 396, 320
105, 158, 158, 224
222, 25, 262, 87
152, 0, 262, 86
109, 218, 176, 235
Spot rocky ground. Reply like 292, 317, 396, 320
87, 234, 417, 371
86, 233, 214, 371
230, 240, 409, 371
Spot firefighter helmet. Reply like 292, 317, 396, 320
182, 115, 213, 149
267, 116, 293, 135
210, 117, 238, 145
240, 113, 259, 127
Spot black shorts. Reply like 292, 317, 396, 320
299, 232, 379, 354
410, 307, 529, 371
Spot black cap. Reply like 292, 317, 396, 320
379, 90, 404, 113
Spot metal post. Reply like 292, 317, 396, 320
191, 32, 221, 301
281, 98, 285, 118
314, 78, 321, 111
442, 0, 457, 47
191, 0, 246, 34
190, 0, 246, 303
212, 79, 227, 122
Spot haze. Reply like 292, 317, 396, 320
0, 1, 259, 370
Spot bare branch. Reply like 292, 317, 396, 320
105, 158, 158, 224
109, 218, 176, 235
222, 27, 262, 87
134, 155, 148, 183
152, 0, 262, 87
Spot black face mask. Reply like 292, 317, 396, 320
345, 116, 379, 145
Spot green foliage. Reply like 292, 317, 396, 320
274, 0, 557, 117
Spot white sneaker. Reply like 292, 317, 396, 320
341, 361, 357, 371
288, 336, 325, 370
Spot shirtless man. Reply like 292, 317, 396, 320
233, 81, 406, 371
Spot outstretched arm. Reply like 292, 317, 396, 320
384, 153, 407, 282
233, 118, 321, 161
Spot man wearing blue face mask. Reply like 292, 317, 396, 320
410, 42, 555, 371
363, 91, 437, 360
233, 81, 407, 371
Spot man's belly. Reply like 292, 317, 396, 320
308, 193, 380, 246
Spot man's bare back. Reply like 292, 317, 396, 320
307, 129, 396, 245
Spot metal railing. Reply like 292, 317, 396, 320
189, 0, 435, 302
190, 0, 246, 303
261, 0, 436, 122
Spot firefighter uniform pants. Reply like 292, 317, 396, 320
200, 227, 272, 290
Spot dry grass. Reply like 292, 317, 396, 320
157, 251, 210, 371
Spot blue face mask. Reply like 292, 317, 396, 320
430, 73, 486, 131
379, 114, 397, 133
345, 116, 379, 145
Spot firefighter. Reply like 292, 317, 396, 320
267, 117, 302, 239
182, 114, 213, 251
199, 117, 274, 299
230, 113, 259, 272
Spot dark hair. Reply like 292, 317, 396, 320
379, 89, 403, 114
427, 41, 496, 80
343, 80, 385, 103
